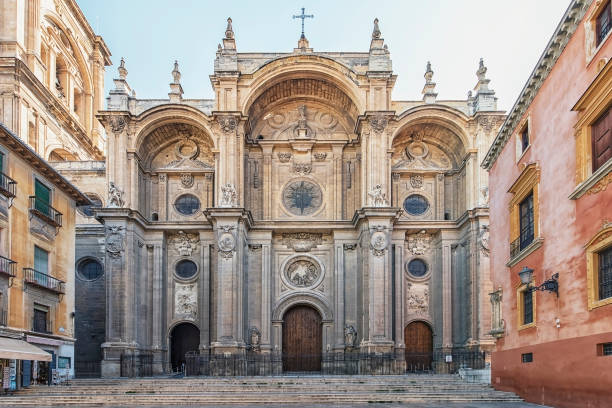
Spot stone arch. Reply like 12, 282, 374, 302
242, 55, 365, 120
167, 319, 201, 336
272, 291, 333, 322
47, 147, 79, 161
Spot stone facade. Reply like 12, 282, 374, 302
75, 18, 505, 376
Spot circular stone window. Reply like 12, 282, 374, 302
77, 258, 103, 281
175, 259, 198, 279
407, 259, 428, 278
282, 180, 323, 216
174, 194, 200, 216
403, 194, 429, 216
78, 194, 103, 217
285, 258, 321, 288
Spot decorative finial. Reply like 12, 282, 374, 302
424, 61, 433, 83
293, 7, 314, 39
477, 57, 487, 81
172, 60, 181, 84
225, 17, 234, 39
372, 18, 381, 39
422, 60, 437, 103
118, 57, 127, 80
217, 43, 222, 52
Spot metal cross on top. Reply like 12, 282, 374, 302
293, 7, 314, 37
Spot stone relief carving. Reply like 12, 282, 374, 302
29, 215, 55, 241
217, 116, 238, 133
277, 152, 292, 163
406, 283, 429, 315
489, 289, 504, 337
479, 225, 490, 257
370, 226, 388, 257
175, 283, 197, 319
313, 152, 327, 161
248, 327, 261, 351
109, 115, 127, 133
343, 243, 357, 251
368, 184, 388, 207
219, 183, 237, 207
217, 225, 236, 258
480, 186, 489, 205
259, 105, 343, 141
344, 325, 357, 348
407, 230, 431, 256
105, 225, 125, 259
171, 231, 200, 256
293, 162, 312, 175
180, 173, 194, 188
108, 182, 124, 208
409, 174, 423, 189
369, 114, 388, 133
281, 232, 322, 252
285, 258, 320, 288
158, 173, 167, 182
160, 138, 213, 171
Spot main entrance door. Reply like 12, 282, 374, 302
282, 305, 322, 372
170, 323, 200, 371
404, 321, 433, 371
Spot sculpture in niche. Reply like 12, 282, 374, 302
175, 283, 197, 319
172, 231, 199, 256
406, 282, 429, 315
407, 230, 431, 255
294, 105, 311, 138
277, 152, 292, 163
344, 325, 357, 347
370, 226, 388, 257
409, 174, 423, 189
106, 225, 125, 259
285, 258, 320, 287
248, 327, 261, 351
281, 232, 322, 252
368, 184, 388, 207
220, 183, 237, 207
479, 225, 490, 257
282, 180, 322, 216
108, 182, 124, 208
180, 173, 194, 188
217, 225, 236, 258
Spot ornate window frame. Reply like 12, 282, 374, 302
515, 114, 532, 163
570, 60, 612, 199
584, 0, 612, 64
516, 281, 537, 331
586, 223, 612, 310
507, 163, 542, 267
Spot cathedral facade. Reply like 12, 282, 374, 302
73, 18, 504, 376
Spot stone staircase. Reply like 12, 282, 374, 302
0, 375, 524, 406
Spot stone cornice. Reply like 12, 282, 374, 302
481, 0, 592, 170
0, 121, 92, 206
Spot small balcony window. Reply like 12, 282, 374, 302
596, 1, 611, 47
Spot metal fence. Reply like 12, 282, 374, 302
120, 353, 153, 377
405, 350, 487, 374
75, 360, 101, 378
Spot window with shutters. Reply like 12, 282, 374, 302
592, 106, 611, 172
586, 226, 612, 310
34, 179, 51, 216
596, 0, 611, 47
585, 0, 612, 62
517, 282, 536, 330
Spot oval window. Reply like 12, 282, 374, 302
403, 194, 429, 216
175, 259, 197, 279
174, 194, 200, 216
407, 259, 428, 277
77, 259, 104, 281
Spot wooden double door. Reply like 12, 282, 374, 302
404, 321, 433, 371
282, 305, 322, 372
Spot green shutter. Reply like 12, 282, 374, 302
0, 152, 4, 173
34, 246, 48, 274
35, 179, 50, 215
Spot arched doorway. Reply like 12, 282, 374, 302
404, 321, 433, 371
170, 323, 200, 371
282, 305, 322, 372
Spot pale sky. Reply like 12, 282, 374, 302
77, 0, 570, 111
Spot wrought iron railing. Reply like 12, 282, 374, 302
0, 254, 16, 279
0, 172, 16, 198
510, 237, 521, 259
0, 309, 7, 326
29, 196, 62, 227
23, 267, 65, 294
120, 353, 153, 378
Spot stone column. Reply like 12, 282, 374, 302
442, 241, 453, 349
260, 240, 272, 350
392, 234, 405, 372
333, 241, 345, 351
199, 234, 212, 353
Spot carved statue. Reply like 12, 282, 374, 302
249, 327, 261, 352
220, 183, 237, 207
368, 184, 388, 207
108, 182, 124, 208
344, 325, 357, 347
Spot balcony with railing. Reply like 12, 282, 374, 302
29, 196, 62, 228
23, 268, 65, 294
0, 255, 16, 280
0, 172, 16, 199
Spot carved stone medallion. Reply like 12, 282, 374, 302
409, 174, 423, 189
370, 227, 388, 257
282, 180, 323, 216
217, 225, 236, 258
285, 258, 320, 288
106, 225, 125, 258
180, 173, 194, 188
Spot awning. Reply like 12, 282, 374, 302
0, 337, 52, 361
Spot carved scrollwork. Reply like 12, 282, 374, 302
180, 173, 194, 188
293, 162, 312, 175
369, 114, 388, 133
282, 232, 322, 252
277, 152, 292, 163
109, 115, 127, 133
217, 116, 238, 133
106, 225, 125, 259
171, 230, 200, 256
